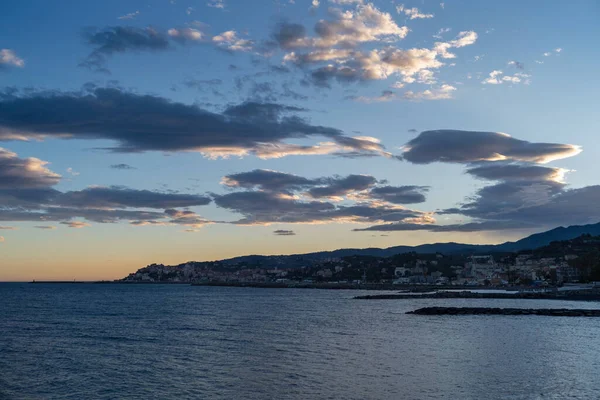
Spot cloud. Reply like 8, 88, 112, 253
207, 0, 225, 9
0, 148, 61, 189
271, 22, 310, 49
354, 220, 535, 232
0, 226, 16, 230
307, 174, 378, 198
57, 186, 212, 209
214, 189, 428, 225
167, 28, 205, 43
274, 229, 296, 236
215, 169, 431, 226
0, 148, 215, 227
0, 87, 387, 159
34, 225, 57, 230
222, 169, 316, 191
348, 90, 396, 103
1, 49, 25, 70
60, 221, 91, 228
507, 60, 524, 70
396, 5, 434, 19
66, 167, 80, 177
117, 11, 140, 20
466, 162, 568, 183
79, 26, 171, 72
212, 31, 253, 52
403, 84, 456, 100
401, 130, 581, 164
110, 163, 136, 170
329, 0, 364, 4
182, 78, 223, 91
483, 70, 530, 85
367, 185, 428, 204
312, 3, 408, 48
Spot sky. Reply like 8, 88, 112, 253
0, 0, 599, 281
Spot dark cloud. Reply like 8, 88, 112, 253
402, 130, 581, 164
368, 185, 428, 204
307, 174, 377, 198
0, 148, 61, 189
57, 186, 212, 209
182, 78, 223, 91
214, 190, 425, 225
274, 229, 296, 236
354, 220, 536, 232
311, 65, 362, 88
222, 169, 316, 191
79, 26, 171, 72
0, 148, 212, 226
0, 87, 384, 158
110, 163, 136, 170
271, 22, 308, 49
466, 162, 566, 182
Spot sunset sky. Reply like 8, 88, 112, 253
0, 0, 598, 281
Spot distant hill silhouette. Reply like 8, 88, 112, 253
221, 222, 600, 265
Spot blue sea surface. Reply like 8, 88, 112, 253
1, 283, 600, 399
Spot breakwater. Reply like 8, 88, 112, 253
354, 289, 600, 301
407, 307, 600, 317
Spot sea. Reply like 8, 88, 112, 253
1, 283, 600, 400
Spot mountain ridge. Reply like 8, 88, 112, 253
218, 222, 600, 265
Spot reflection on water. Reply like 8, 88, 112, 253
1, 283, 599, 399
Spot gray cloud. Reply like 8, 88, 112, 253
354, 220, 536, 232
0, 87, 383, 158
222, 169, 316, 191
402, 130, 581, 164
271, 22, 308, 49
57, 186, 212, 209
274, 229, 296, 236
307, 174, 377, 198
0, 148, 61, 189
79, 26, 171, 72
214, 190, 425, 225
368, 185, 428, 204
466, 162, 567, 182
110, 163, 136, 170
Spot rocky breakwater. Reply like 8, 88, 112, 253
406, 307, 600, 317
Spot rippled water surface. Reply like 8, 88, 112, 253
2, 283, 600, 399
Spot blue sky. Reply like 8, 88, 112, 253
0, 0, 598, 280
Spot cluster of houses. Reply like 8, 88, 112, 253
123, 251, 583, 286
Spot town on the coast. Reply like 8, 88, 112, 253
122, 234, 600, 288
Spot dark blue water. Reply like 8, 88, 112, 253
2, 283, 600, 399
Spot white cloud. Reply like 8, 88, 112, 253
117, 11, 140, 20
555, 48, 562, 53
207, 0, 225, 9
391, 81, 405, 88
212, 31, 253, 52
66, 167, 80, 176
186, 7, 194, 15
416, 69, 436, 84
0, 49, 25, 68
312, 3, 409, 47
483, 70, 530, 85
396, 5, 434, 19
168, 28, 204, 41
403, 84, 456, 100
434, 31, 478, 58
433, 27, 451, 39
329, 0, 363, 4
